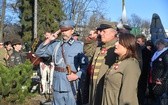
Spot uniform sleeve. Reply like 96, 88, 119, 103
119, 60, 141, 105
76, 53, 89, 78
8, 54, 15, 67
35, 41, 57, 57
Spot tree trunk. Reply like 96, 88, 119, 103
0, 0, 6, 42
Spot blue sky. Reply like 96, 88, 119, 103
102, 0, 168, 29
1, 0, 167, 29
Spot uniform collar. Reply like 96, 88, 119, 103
102, 38, 117, 48
62, 37, 75, 45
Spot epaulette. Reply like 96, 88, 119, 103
76, 40, 84, 45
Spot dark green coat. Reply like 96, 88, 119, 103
102, 58, 141, 105
8, 50, 26, 67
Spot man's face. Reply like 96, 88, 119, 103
61, 29, 74, 40
99, 28, 117, 43
14, 44, 22, 52
136, 38, 145, 46
5, 44, 12, 51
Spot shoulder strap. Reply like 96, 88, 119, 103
52, 42, 61, 64
61, 43, 68, 65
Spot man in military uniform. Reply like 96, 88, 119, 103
83, 29, 103, 61
35, 20, 88, 105
0, 41, 7, 66
8, 39, 26, 67
89, 21, 118, 105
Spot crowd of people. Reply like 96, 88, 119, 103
1, 19, 168, 105
0, 39, 26, 67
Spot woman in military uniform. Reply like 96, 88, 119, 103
102, 33, 141, 105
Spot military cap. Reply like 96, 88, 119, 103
97, 21, 117, 30
117, 23, 132, 33
12, 39, 22, 45
59, 20, 75, 31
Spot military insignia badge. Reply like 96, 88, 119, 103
113, 61, 121, 70
101, 48, 107, 54
159, 58, 162, 61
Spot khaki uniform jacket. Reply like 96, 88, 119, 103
0, 47, 7, 66
102, 58, 141, 105
89, 39, 118, 105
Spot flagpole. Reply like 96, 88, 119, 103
121, 0, 127, 24
122, 0, 125, 11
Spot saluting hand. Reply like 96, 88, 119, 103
43, 30, 60, 45
67, 73, 78, 81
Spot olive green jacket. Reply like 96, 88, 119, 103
102, 58, 141, 105
89, 39, 118, 105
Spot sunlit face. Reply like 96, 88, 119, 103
44, 32, 52, 38
114, 41, 127, 57
89, 30, 98, 38
99, 28, 117, 43
61, 29, 74, 41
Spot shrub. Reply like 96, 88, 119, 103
0, 60, 34, 104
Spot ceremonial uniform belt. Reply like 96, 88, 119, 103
54, 66, 77, 73
54, 66, 67, 72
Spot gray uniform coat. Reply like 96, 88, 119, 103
35, 38, 88, 105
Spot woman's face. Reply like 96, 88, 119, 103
114, 41, 127, 57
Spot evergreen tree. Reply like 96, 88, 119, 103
0, 61, 33, 104
18, 0, 64, 51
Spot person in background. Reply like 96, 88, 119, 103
35, 20, 88, 105
0, 41, 7, 66
72, 32, 80, 41
117, 24, 132, 34
83, 29, 101, 62
150, 39, 168, 105
102, 33, 141, 105
4, 41, 13, 63
89, 21, 118, 105
39, 30, 59, 94
8, 39, 26, 67
82, 29, 102, 104
136, 35, 156, 105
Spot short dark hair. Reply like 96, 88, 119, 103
4, 41, 12, 46
136, 34, 146, 42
